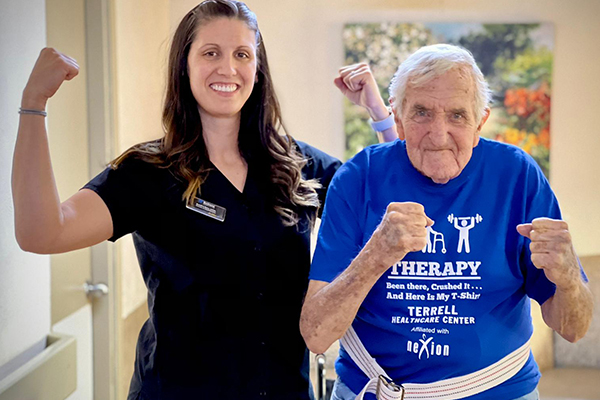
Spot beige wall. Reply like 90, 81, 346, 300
46, 0, 92, 327
45, 0, 95, 397
112, 0, 170, 397
170, 0, 599, 372
174, 0, 600, 257
113, 0, 170, 319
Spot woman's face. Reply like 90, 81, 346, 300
187, 17, 258, 121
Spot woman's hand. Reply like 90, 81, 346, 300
22, 47, 79, 109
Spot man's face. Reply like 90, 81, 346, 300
395, 69, 489, 184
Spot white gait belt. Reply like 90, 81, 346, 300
340, 326, 532, 400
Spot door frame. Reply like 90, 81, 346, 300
85, 0, 118, 398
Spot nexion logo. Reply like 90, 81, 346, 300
407, 334, 450, 359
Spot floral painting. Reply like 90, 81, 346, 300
343, 23, 553, 177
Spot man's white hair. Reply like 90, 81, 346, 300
389, 44, 492, 123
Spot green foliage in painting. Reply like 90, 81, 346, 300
343, 23, 435, 160
343, 22, 553, 178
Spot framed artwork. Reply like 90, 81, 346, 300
343, 22, 553, 178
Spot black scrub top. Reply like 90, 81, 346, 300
84, 141, 341, 400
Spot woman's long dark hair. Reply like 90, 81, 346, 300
111, 0, 320, 226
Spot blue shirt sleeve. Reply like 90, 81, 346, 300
518, 154, 588, 304
309, 153, 368, 282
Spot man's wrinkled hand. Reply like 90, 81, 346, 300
334, 63, 389, 121
369, 202, 434, 269
517, 217, 580, 290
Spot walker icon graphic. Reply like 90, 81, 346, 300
422, 225, 446, 254
448, 213, 483, 253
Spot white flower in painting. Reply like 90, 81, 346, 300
356, 27, 365, 39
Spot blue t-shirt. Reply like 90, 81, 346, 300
310, 138, 568, 400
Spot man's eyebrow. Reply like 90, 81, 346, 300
449, 107, 468, 114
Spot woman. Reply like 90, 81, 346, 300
13, 1, 394, 398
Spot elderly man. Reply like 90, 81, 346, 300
301, 44, 592, 400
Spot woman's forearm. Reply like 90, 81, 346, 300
12, 95, 64, 252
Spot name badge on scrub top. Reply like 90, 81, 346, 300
186, 197, 226, 222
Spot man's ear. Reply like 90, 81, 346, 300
472, 107, 490, 147
392, 107, 405, 140
477, 107, 491, 132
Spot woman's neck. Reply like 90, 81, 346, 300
201, 113, 242, 163
200, 112, 248, 192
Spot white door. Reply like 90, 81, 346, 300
46, 0, 118, 398
48, 0, 167, 398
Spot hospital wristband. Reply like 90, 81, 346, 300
369, 109, 394, 132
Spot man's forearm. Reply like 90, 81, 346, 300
301, 202, 431, 353
541, 279, 593, 343
300, 245, 397, 354
368, 103, 398, 144
376, 125, 398, 143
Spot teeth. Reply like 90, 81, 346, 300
210, 84, 237, 92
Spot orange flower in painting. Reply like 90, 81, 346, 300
504, 85, 551, 122
505, 88, 534, 118
538, 128, 550, 148
521, 133, 538, 154
504, 128, 521, 145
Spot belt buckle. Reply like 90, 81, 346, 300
376, 375, 404, 400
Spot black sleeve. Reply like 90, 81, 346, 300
295, 140, 343, 218
82, 158, 157, 242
